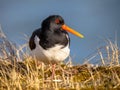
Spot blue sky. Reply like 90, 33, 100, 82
0, 0, 120, 64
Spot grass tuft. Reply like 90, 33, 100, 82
0, 26, 120, 89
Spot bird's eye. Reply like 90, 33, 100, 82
55, 18, 60, 24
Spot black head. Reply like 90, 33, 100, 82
41, 15, 65, 31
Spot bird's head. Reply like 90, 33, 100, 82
41, 15, 84, 38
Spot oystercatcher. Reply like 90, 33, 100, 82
29, 15, 84, 64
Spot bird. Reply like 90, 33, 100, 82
29, 15, 84, 78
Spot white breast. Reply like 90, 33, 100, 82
31, 36, 70, 64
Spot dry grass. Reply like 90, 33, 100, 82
0, 26, 120, 90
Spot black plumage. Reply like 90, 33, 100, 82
29, 15, 70, 50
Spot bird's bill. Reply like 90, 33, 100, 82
62, 24, 84, 38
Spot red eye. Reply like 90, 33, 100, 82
55, 18, 60, 24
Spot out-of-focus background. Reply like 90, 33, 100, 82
0, 0, 120, 63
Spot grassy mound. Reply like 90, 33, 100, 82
0, 60, 120, 90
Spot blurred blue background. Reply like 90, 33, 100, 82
0, 0, 120, 64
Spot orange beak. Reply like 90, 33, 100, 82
62, 24, 84, 38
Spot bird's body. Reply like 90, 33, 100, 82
30, 31, 70, 64
29, 15, 84, 64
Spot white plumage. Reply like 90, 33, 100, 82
31, 36, 70, 64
